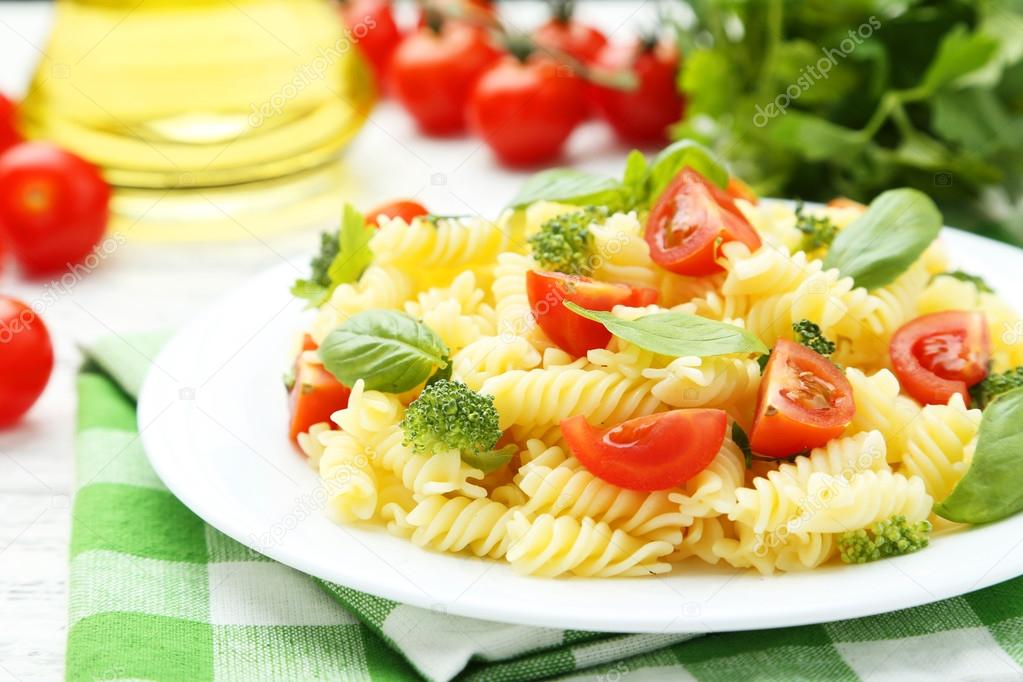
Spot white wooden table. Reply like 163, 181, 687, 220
0, 2, 652, 678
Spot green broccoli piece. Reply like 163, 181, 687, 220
970, 367, 1023, 409
838, 516, 932, 564
527, 209, 599, 276
793, 320, 836, 357
795, 202, 838, 253
401, 380, 511, 472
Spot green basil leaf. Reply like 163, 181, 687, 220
823, 188, 943, 290
933, 270, 995, 294
507, 169, 624, 209
319, 310, 449, 393
766, 113, 865, 162
732, 422, 754, 469
648, 140, 728, 203
461, 444, 517, 475
564, 303, 769, 357
934, 388, 1023, 523
326, 204, 375, 289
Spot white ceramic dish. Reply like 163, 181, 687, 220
139, 226, 1023, 633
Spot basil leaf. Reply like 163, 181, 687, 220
461, 444, 517, 475
319, 310, 449, 393
507, 169, 624, 209
732, 422, 753, 469
934, 388, 1023, 524
823, 188, 943, 290
933, 270, 994, 294
648, 140, 729, 202
564, 303, 769, 357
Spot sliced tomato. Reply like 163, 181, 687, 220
288, 353, 352, 443
750, 339, 855, 458
561, 409, 727, 491
526, 270, 658, 357
890, 311, 990, 406
726, 176, 758, 205
645, 168, 762, 276
365, 199, 428, 227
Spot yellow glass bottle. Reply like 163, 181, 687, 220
20, 0, 375, 237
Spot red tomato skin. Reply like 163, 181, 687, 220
589, 41, 684, 145
890, 311, 990, 407
726, 177, 758, 205
750, 340, 855, 458
468, 57, 585, 167
0, 94, 21, 155
561, 409, 727, 491
288, 355, 352, 443
341, 0, 403, 92
0, 142, 110, 275
0, 296, 54, 427
533, 20, 607, 63
365, 199, 428, 227
645, 168, 762, 276
526, 270, 657, 357
390, 23, 500, 135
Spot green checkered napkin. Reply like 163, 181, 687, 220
70, 335, 1023, 681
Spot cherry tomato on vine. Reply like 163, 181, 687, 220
526, 269, 657, 357
390, 20, 500, 135
468, 55, 586, 166
561, 409, 727, 491
0, 296, 54, 427
365, 199, 428, 227
589, 39, 684, 145
0, 142, 110, 275
341, 0, 403, 92
750, 339, 855, 458
645, 168, 762, 276
890, 311, 990, 407
532, 3, 607, 63
288, 341, 351, 443
0, 94, 20, 155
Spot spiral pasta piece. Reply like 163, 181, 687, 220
296, 421, 332, 470
669, 516, 730, 565
516, 458, 688, 543
505, 512, 674, 577
310, 265, 414, 344
404, 270, 497, 352
453, 335, 542, 391
330, 381, 404, 443
899, 393, 982, 502
481, 365, 662, 431
714, 523, 836, 575
373, 427, 487, 499
372, 215, 509, 271
492, 252, 537, 339
670, 435, 747, 522
590, 212, 662, 290
644, 355, 761, 422
318, 429, 378, 523
844, 368, 920, 462
405, 495, 516, 558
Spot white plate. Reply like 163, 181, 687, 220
139, 226, 1023, 633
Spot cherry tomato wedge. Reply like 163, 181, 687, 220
890, 311, 990, 406
561, 409, 727, 491
288, 351, 352, 443
526, 269, 657, 357
726, 177, 758, 205
365, 199, 428, 227
645, 168, 761, 276
0, 296, 54, 427
750, 339, 855, 458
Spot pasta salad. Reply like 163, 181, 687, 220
285, 143, 1023, 578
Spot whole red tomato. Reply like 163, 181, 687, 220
0, 94, 20, 155
341, 0, 402, 92
0, 142, 110, 275
590, 40, 684, 145
532, 7, 607, 63
468, 56, 586, 166
0, 296, 54, 427
390, 20, 500, 135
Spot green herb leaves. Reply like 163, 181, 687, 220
319, 310, 449, 393
823, 189, 943, 289
564, 303, 768, 357
507, 141, 727, 212
935, 388, 1023, 523
292, 204, 374, 307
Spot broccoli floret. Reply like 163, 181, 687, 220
795, 202, 838, 253
527, 209, 598, 276
838, 516, 932, 564
793, 319, 836, 357
401, 379, 504, 462
307, 231, 340, 288
970, 367, 1023, 409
